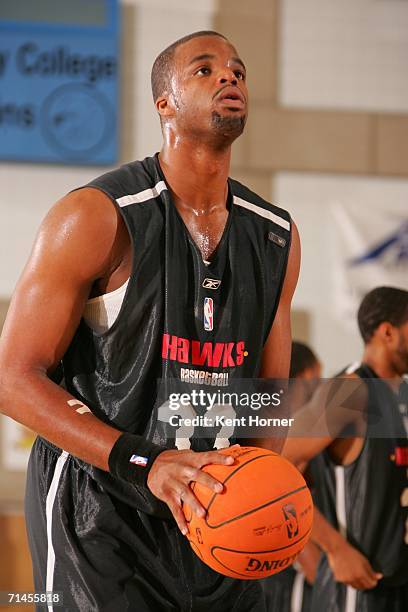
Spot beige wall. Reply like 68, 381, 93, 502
215, 0, 408, 365
216, 0, 408, 184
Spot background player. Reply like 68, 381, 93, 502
0, 32, 300, 610
283, 287, 408, 612
264, 341, 322, 612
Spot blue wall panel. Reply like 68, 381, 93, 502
0, 0, 120, 165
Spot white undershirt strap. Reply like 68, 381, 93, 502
83, 279, 129, 333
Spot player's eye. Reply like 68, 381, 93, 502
196, 66, 211, 76
234, 70, 245, 80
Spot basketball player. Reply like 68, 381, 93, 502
264, 341, 322, 612
283, 287, 408, 612
0, 32, 300, 610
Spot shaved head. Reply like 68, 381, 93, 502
151, 31, 227, 102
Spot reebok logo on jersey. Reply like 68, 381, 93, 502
202, 278, 221, 290
162, 334, 247, 368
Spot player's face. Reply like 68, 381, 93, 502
299, 361, 322, 400
393, 321, 408, 375
170, 36, 248, 142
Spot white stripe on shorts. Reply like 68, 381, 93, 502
46, 450, 69, 612
335, 466, 357, 612
345, 586, 357, 612
290, 571, 305, 612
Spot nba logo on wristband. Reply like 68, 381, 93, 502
129, 454, 148, 467
204, 297, 213, 331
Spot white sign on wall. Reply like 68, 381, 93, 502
331, 201, 408, 326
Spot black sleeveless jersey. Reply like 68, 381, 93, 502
60, 154, 291, 511
308, 364, 408, 587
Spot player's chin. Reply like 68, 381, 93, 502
211, 110, 247, 137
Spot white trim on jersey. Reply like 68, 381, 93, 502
335, 466, 347, 539
345, 362, 361, 375
116, 181, 167, 207
233, 195, 291, 231
290, 571, 305, 612
46, 451, 69, 612
335, 466, 357, 612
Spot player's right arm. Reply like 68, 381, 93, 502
0, 188, 125, 469
0, 189, 231, 529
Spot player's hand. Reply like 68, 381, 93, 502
147, 447, 237, 535
327, 538, 383, 589
296, 541, 321, 584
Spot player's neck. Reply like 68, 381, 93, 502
362, 346, 402, 386
159, 141, 231, 213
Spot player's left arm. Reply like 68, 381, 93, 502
260, 219, 300, 379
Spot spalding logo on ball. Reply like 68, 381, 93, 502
183, 446, 313, 579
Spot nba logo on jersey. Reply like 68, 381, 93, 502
204, 297, 214, 331
129, 454, 148, 467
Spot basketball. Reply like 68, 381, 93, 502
183, 446, 313, 580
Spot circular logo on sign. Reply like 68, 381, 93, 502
41, 83, 113, 160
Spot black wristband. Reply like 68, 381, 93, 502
108, 433, 169, 488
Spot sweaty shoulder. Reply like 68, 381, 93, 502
229, 177, 291, 228
34, 187, 124, 284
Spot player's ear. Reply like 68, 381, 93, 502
377, 321, 395, 344
156, 93, 176, 119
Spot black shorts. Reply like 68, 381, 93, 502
311, 555, 408, 612
25, 438, 266, 612
262, 566, 312, 612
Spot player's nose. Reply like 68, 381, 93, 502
217, 68, 238, 86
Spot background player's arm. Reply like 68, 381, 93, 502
282, 375, 368, 467
311, 507, 383, 589
281, 381, 382, 590
295, 540, 322, 585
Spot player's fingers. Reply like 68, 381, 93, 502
363, 561, 382, 587
179, 486, 206, 519
193, 470, 224, 493
197, 450, 235, 467
355, 572, 378, 590
167, 497, 189, 536
182, 465, 223, 492
362, 576, 380, 590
